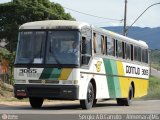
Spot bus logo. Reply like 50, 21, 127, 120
96, 61, 102, 72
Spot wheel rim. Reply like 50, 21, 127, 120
128, 87, 133, 105
129, 90, 132, 100
87, 87, 94, 103
129, 87, 133, 100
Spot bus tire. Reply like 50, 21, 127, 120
116, 98, 123, 106
124, 85, 133, 106
29, 97, 44, 108
93, 99, 97, 107
116, 85, 133, 106
80, 83, 94, 109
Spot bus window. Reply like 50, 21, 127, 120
138, 47, 142, 62
145, 49, 149, 63
134, 46, 141, 62
46, 31, 80, 65
105, 36, 107, 54
101, 35, 106, 55
116, 40, 123, 58
142, 49, 148, 63
96, 34, 102, 54
93, 33, 96, 53
107, 36, 115, 56
122, 42, 125, 59
113, 39, 116, 56
134, 46, 138, 61
126, 43, 131, 60
131, 44, 133, 61
81, 36, 91, 65
15, 31, 46, 64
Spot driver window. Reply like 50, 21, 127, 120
81, 36, 91, 65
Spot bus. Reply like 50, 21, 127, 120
14, 20, 149, 109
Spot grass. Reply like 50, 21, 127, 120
0, 81, 28, 102
141, 76, 160, 100
151, 63, 160, 71
0, 82, 12, 97
0, 97, 29, 102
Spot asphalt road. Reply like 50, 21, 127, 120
0, 100, 160, 120
151, 68, 160, 78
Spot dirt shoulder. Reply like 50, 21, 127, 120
0, 100, 79, 107
0, 81, 13, 98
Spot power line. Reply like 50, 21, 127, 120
125, 2, 160, 34
63, 6, 123, 22
91, 20, 123, 25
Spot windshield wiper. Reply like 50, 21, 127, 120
52, 50, 61, 66
30, 40, 43, 63
39, 40, 43, 58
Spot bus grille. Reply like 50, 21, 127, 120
27, 87, 61, 97
29, 80, 59, 84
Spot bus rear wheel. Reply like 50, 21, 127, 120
29, 97, 44, 108
116, 85, 133, 106
80, 83, 94, 109
116, 98, 124, 106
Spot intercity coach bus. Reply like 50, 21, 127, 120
14, 20, 149, 109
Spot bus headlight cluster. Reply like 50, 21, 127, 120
59, 80, 78, 85
60, 80, 72, 84
15, 80, 26, 83
73, 80, 78, 85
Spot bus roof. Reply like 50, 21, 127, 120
19, 20, 90, 30
92, 26, 148, 48
20, 20, 148, 48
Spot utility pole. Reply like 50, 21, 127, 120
123, 0, 127, 36
125, 2, 160, 33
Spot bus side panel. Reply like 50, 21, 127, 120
115, 77, 148, 98
78, 73, 90, 99
116, 61, 130, 98
116, 60, 149, 98
118, 77, 130, 98
79, 57, 149, 100
93, 58, 110, 99
78, 58, 110, 99
103, 59, 121, 98
94, 75, 109, 99
133, 78, 148, 97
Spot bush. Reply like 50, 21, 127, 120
142, 76, 160, 99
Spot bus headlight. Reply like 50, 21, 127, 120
73, 80, 78, 85
60, 80, 78, 85
15, 80, 26, 83
60, 80, 72, 84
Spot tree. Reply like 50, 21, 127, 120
0, 47, 15, 84
0, 0, 75, 52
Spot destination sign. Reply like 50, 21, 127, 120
123, 63, 149, 79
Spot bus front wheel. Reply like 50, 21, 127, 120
80, 82, 94, 109
29, 97, 44, 108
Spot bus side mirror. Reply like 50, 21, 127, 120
82, 37, 86, 54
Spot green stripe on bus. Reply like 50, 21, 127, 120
39, 68, 54, 79
40, 68, 62, 80
110, 60, 121, 98
103, 59, 116, 98
113, 76, 121, 98
49, 68, 61, 80
103, 59, 121, 98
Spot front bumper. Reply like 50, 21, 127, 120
14, 84, 79, 100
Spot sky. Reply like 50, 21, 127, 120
0, 0, 160, 28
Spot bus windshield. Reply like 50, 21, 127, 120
46, 31, 80, 66
15, 31, 46, 64
15, 30, 80, 66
